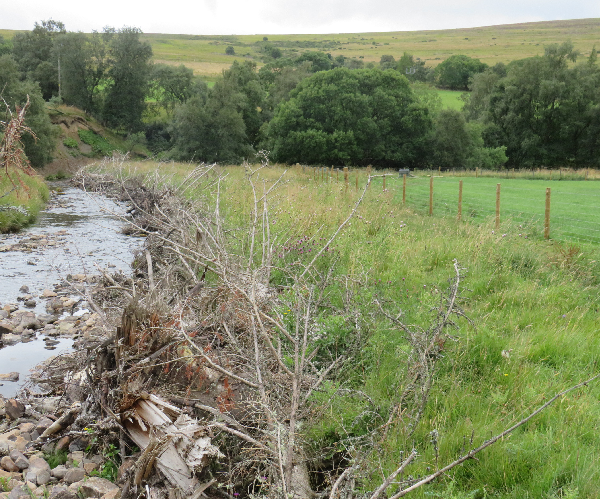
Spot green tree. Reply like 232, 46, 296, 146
103, 27, 153, 132
461, 69, 501, 121
396, 52, 431, 82
11, 19, 66, 100
379, 54, 396, 70
0, 55, 57, 167
58, 30, 111, 114
486, 42, 600, 166
267, 68, 433, 167
150, 63, 196, 115
0, 35, 12, 56
435, 54, 487, 90
225, 45, 235, 55
294, 51, 332, 72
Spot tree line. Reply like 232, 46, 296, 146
2, 20, 599, 169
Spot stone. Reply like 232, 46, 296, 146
47, 299, 63, 312
0, 322, 14, 335
0, 334, 21, 346
51, 465, 68, 479
5, 400, 25, 420
7, 484, 31, 499
8, 451, 28, 470
35, 417, 54, 434
27, 457, 50, 485
0, 456, 18, 472
83, 462, 98, 474
63, 468, 85, 485
68, 438, 89, 453
49, 488, 78, 499
41, 290, 57, 298
0, 373, 19, 382
18, 423, 35, 434
18, 286, 29, 294
100, 491, 119, 499
23, 301, 36, 309
76, 477, 119, 499
17, 314, 41, 331
55, 437, 70, 453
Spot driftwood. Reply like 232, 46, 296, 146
121, 393, 222, 497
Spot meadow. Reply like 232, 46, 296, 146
96, 159, 600, 498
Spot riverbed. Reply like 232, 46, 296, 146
0, 182, 141, 397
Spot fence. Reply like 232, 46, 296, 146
297, 165, 600, 245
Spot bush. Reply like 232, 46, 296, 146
78, 129, 115, 156
225, 45, 235, 55
63, 137, 78, 148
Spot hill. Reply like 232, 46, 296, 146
2, 18, 600, 81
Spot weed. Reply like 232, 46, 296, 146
78, 129, 115, 157
44, 450, 68, 469
63, 137, 78, 148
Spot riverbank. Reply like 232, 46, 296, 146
0, 167, 49, 234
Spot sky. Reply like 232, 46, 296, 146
2, 0, 599, 35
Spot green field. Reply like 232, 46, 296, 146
437, 89, 465, 110
3, 18, 600, 79
371, 174, 600, 244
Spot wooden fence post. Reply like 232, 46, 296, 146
545, 187, 551, 239
367, 164, 372, 177
383, 175, 386, 191
496, 183, 501, 229
344, 167, 349, 193
429, 175, 433, 215
337, 169, 339, 181
476, 167, 478, 178
355, 173, 358, 191
402, 174, 406, 204
458, 180, 463, 221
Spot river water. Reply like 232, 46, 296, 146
0, 183, 141, 397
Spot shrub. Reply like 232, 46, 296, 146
63, 137, 78, 148
78, 129, 115, 156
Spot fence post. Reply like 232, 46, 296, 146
429, 176, 433, 215
545, 187, 551, 239
367, 164, 372, 177
383, 175, 386, 191
458, 180, 463, 221
402, 174, 406, 204
496, 183, 501, 229
476, 167, 478, 178
344, 167, 349, 193
355, 173, 358, 191
337, 169, 339, 181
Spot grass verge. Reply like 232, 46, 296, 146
0, 167, 49, 233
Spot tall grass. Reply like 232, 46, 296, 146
96, 161, 600, 497
0, 167, 49, 233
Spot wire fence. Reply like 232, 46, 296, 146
297, 165, 600, 246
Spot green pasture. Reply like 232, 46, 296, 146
382, 174, 600, 244
436, 89, 464, 109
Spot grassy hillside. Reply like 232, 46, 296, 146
3, 18, 600, 80
0, 166, 49, 233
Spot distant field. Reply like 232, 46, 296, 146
3, 18, 600, 79
382, 175, 600, 244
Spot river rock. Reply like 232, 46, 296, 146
51, 465, 68, 479
18, 286, 29, 294
0, 310, 8, 319
0, 456, 18, 472
63, 468, 85, 484
0, 373, 19, 382
35, 417, 54, 435
49, 487, 78, 499
0, 321, 14, 335
23, 300, 36, 308
8, 451, 28, 470
76, 477, 119, 498
5, 400, 25, 420
47, 298, 64, 312
7, 484, 32, 499
1, 334, 21, 345
27, 456, 51, 485
41, 290, 57, 298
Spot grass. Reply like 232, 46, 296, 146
94, 159, 600, 497
0, 167, 49, 233
437, 89, 465, 110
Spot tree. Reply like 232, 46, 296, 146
461, 69, 501, 121
0, 35, 12, 57
396, 52, 431, 82
11, 19, 66, 100
294, 51, 332, 72
267, 68, 433, 167
225, 45, 235, 55
0, 55, 57, 167
58, 30, 111, 114
435, 54, 487, 90
150, 63, 196, 115
485, 42, 600, 166
379, 54, 396, 70
103, 27, 153, 132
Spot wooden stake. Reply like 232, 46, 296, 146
545, 187, 551, 239
344, 167, 349, 193
429, 175, 433, 215
402, 174, 406, 204
458, 180, 463, 221
337, 169, 339, 181
355, 173, 358, 191
495, 183, 501, 229
383, 175, 386, 191
476, 167, 478, 178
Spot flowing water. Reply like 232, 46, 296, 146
0, 183, 141, 397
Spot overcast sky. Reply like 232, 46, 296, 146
2, 0, 599, 35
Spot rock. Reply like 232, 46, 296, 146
0, 321, 14, 335
63, 468, 85, 485
0, 398, 5, 418
32, 397, 61, 415
0, 373, 19, 382
83, 462, 98, 474
49, 487, 78, 499
18, 286, 29, 294
100, 491, 119, 499
8, 451, 28, 470
27, 457, 50, 485
5, 400, 25, 420
7, 484, 31, 499
47, 299, 63, 312
18, 423, 35, 433
0, 456, 18, 472
0, 334, 21, 346
76, 477, 119, 499
55, 437, 70, 453
0, 311, 8, 319
17, 314, 41, 331
51, 465, 68, 479
41, 290, 57, 298
35, 417, 54, 434
23, 300, 36, 309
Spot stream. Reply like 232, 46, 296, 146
0, 183, 141, 397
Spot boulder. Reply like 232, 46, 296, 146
0, 456, 18, 472
23, 300, 36, 309
27, 457, 51, 485
7, 484, 31, 499
0, 373, 19, 382
18, 286, 29, 294
0, 321, 14, 335
0, 334, 21, 345
49, 487, 78, 499
63, 468, 85, 485
41, 290, 58, 298
51, 465, 68, 479
8, 450, 28, 470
